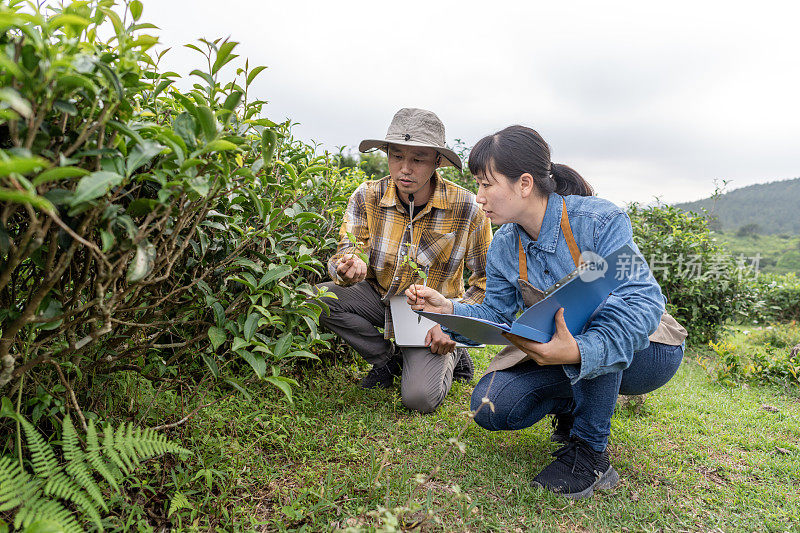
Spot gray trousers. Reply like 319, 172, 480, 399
317, 281, 457, 413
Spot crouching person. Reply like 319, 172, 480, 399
317, 108, 492, 413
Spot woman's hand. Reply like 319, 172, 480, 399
502, 308, 580, 365
405, 285, 454, 314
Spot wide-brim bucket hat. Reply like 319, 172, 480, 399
359, 108, 462, 170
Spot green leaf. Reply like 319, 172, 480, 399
246, 66, 268, 86
0, 156, 49, 176
273, 333, 292, 359
48, 13, 90, 31
53, 99, 78, 115
0, 188, 54, 213
211, 41, 238, 75
262, 129, 277, 166
168, 492, 191, 518
0, 88, 32, 118
126, 140, 164, 177
244, 313, 260, 341
126, 198, 159, 216
100, 230, 115, 252
222, 377, 252, 400
22, 520, 64, 533
222, 90, 242, 113
70, 171, 123, 205
187, 176, 210, 197
199, 139, 239, 154
0, 56, 23, 79
202, 354, 219, 379
261, 264, 292, 285
196, 106, 218, 141
231, 337, 248, 352
32, 166, 89, 186
285, 350, 320, 361
127, 241, 156, 283
189, 69, 216, 88
239, 350, 266, 378
208, 326, 226, 350
129, 0, 143, 21
264, 375, 296, 403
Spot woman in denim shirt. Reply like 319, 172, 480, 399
407, 125, 687, 499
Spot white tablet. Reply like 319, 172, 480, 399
388, 296, 480, 348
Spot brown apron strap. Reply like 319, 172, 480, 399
517, 196, 583, 283
561, 197, 582, 268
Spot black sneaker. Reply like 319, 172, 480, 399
452, 349, 474, 382
360, 356, 402, 389
550, 413, 574, 443
531, 436, 619, 499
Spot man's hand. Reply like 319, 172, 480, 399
426, 324, 457, 355
336, 253, 367, 284
405, 285, 454, 314
502, 308, 580, 365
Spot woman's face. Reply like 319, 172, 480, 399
474, 169, 525, 225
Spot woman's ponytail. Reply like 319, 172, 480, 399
551, 163, 594, 196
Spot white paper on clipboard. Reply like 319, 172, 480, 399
389, 296, 480, 348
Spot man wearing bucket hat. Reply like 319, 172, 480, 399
318, 108, 492, 413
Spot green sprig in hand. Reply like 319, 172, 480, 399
402, 243, 428, 322
346, 231, 370, 265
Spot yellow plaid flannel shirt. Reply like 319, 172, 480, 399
327, 173, 492, 338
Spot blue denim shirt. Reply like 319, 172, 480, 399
451, 193, 665, 384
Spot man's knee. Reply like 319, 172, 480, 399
401, 381, 445, 414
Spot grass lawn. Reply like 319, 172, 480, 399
164, 337, 800, 532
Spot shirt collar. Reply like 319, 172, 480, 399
379, 172, 448, 211
516, 192, 562, 253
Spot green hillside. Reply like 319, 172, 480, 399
674, 177, 800, 235
713, 232, 800, 275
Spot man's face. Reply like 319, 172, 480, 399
386, 144, 439, 201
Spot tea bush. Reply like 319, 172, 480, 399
0, 0, 359, 431
627, 202, 751, 343
745, 272, 800, 323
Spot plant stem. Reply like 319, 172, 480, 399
16, 373, 23, 470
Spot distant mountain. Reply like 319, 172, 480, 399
674, 177, 800, 235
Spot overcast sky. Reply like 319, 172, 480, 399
144, 0, 800, 206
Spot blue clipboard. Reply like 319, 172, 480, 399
419, 244, 644, 345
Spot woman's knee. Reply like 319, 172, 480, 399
620, 343, 684, 395
469, 378, 494, 429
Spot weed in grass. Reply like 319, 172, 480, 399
699, 322, 800, 387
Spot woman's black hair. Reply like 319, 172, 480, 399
468, 125, 594, 197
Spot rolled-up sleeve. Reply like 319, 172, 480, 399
460, 211, 493, 305
563, 212, 664, 383
327, 184, 370, 285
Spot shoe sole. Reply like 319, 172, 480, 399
532, 466, 620, 500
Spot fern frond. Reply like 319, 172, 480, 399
86, 419, 121, 491
62, 417, 109, 512
0, 455, 28, 511
115, 422, 137, 472
14, 491, 83, 533
102, 423, 129, 475
44, 472, 104, 531
131, 425, 191, 459
20, 417, 58, 479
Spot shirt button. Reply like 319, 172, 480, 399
395, 277, 399, 280
544, 270, 550, 275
